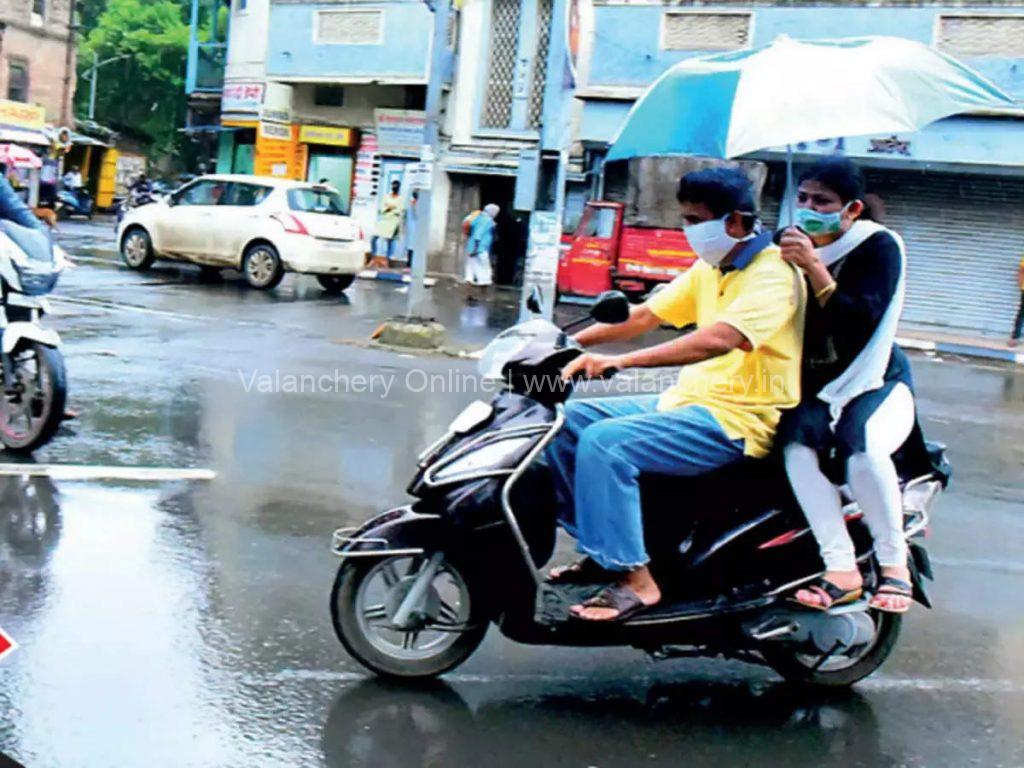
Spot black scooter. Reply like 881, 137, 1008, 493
330, 291, 950, 687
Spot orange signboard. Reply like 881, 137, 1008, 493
254, 123, 302, 179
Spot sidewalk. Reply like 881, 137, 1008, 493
896, 326, 1024, 366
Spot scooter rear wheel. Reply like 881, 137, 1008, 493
330, 553, 488, 680
761, 610, 902, 688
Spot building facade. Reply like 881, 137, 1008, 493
0, 0, 75, 127
186, 0, 1024, 335
571, 1, 1024, 336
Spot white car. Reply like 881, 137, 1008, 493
117, 174, 369, 292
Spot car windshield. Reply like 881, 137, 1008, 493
288, 188, 348, 216
477, 319, 562, 380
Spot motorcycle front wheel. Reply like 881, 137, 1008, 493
330, 553, 488, 680
0, 343, 67, 453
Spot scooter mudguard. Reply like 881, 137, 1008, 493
331, 506, 444, 560
908, 541, 933, 609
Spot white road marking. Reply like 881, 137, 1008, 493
0, 464, 216, 481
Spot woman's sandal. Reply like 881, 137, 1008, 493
546, 557, 617, 586
869, 577, 914, 614
790, 578, 864, 611
569, 583, 652, 623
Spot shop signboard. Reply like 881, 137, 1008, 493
222, 82, 265, 114
298, 125, 356, 147
374, 110, 426, 154
0, 99, 45, 129
523, 211, 562, 319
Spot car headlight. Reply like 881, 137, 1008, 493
430, 436, 535, 483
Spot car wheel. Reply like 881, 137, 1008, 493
242, 243, 284, 290
316, 274, 356, 293
121, 227, 155, 270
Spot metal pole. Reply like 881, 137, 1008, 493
405, 0, 450, 319
89, 51, 98, 121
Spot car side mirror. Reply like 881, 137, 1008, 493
525, 285, 543, 315
590, 290, 630, 324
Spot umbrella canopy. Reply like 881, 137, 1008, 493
607, 35, 1016, 161
0, 143, 42, 170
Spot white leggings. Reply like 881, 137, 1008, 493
784, 383, 915, 572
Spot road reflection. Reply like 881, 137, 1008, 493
322, 678, 887, 768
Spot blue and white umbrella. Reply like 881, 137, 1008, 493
606, 35, 1016, 162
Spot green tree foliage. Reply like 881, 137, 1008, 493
76, 0, 193, 154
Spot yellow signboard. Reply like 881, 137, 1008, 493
298, 124, 355, 148
0, 100, 45, 129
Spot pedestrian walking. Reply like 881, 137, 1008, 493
463, 203, 498, 301
373, 180, 405, 260
1010, 254, 1024, 347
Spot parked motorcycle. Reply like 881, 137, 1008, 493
330, 291, 950, 687
55, 187, 94, 221
0, 224, 68, 452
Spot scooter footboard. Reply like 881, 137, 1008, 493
332, 506, 444, 559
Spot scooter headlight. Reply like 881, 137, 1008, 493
430, 436, 535, 483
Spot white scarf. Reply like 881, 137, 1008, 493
813, 220, 907, 429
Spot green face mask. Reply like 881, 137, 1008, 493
794, 203, 849, 236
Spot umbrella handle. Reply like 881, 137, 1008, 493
783, 144, 795, 228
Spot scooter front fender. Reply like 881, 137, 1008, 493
2, 322, 61, 354
331, 506, 444, 560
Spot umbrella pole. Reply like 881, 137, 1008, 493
783, 143, 795, 228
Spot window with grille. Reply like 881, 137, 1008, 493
661, 11, 751, 51
936, 14, 1024, 57
7, 61, 29, 102
481, 0, 521, 130
528, 0, 554, 130
314, 9, 383, 45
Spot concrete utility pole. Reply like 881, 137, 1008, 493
405, 0, 451, 319
86, 52, 131, 121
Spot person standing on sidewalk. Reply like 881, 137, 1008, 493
1009, 255, 1024, 347
373, 180, 405, 260
463, 203, 499, 301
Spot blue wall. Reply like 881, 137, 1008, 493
266, 3, 432, 80
581, 5, 1024, 150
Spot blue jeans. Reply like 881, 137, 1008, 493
545, 396, 746, 571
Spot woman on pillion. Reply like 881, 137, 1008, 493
778, 157, 917, 614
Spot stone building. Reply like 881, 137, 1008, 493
0, 0, 76, 126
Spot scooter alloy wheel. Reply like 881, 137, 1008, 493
331, 553, 487, 679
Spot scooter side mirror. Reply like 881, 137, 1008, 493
525, 285, 543, 315
590, 290, 631, 324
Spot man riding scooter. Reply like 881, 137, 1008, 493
547, 168, 807, 622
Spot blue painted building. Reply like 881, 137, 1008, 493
567, 2, 1024, 336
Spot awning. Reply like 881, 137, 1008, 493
68, 130, 109, 147
0, 124, 49, 146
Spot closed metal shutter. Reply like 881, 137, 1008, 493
864, 170, 1024, 337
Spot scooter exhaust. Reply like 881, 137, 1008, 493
745, 604, 876, 654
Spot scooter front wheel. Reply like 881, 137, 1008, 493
0, 343, 67, 453
330, 553, 488, 680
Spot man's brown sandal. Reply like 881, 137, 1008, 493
790, 578, 864, 611
569, 583, 651, 623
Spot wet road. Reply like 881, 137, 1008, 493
1, 221, 1022, 767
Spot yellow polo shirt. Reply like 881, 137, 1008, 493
646, 245, 806, 457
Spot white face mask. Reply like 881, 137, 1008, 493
683, 215, 752, 267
